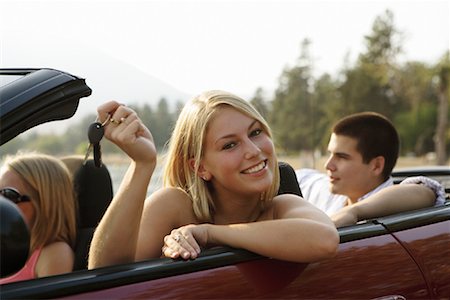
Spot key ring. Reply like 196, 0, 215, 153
96, 113, 111, 127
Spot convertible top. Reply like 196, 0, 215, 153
0, 68, 91, 145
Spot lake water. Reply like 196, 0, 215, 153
107, 163, 163, 197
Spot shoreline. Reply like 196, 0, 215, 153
101, 153, 448, 170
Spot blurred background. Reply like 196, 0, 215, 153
1, 0, 449, 186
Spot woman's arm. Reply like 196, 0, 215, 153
163, 195, 339, 263
88, 102, 157, 269
331, 184, 435, 227
135, 187, 198, 260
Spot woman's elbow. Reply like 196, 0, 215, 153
316, 225, 340, 260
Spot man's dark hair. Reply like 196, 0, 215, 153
332, 112, 399, 181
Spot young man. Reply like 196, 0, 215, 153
296, 112, 446, 227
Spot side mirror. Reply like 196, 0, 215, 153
0, 196, 30, 277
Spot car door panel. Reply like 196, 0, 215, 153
389, 221, 450, 298
61, 233, 428, 299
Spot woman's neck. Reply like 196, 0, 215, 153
212, 191, 262, 225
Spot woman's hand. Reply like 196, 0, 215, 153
97, 101, 156, 166
161, 224, 209, 260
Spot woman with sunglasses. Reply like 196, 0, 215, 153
89, 90, 338, 268
0, 153, 77, 284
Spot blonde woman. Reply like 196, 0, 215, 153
89, 90, 338, 268
0, 153, 77, 283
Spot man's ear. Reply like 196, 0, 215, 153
370, 156, 385, 176
188, 158, 211, 181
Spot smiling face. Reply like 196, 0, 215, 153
0, 167, 36, 227
324, 133, 384, 203
199, 106, 276, 200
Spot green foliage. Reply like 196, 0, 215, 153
337, 9, 403, 120
2, 10, 448, 163
265, 9, 448, 161
312, 74, 340, 151
132, 98, 178, 151
270, 39, 316, 153
250, 87, 269, 119
1, 136, 25, 155
1, 98, 181, 157
360, 10, 402, 66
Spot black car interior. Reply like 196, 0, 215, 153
62, 157, 113, 270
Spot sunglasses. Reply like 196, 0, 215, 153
0, 187, 31, 204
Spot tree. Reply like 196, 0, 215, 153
312, 74, 340, 151
250, 87, 269, 119
270, 39, 315, 153
338, 9, 403, 120
435, 52, 450, 164
360, 10, 402, 66
152, 97, 175, 150
392, 61, 437, 155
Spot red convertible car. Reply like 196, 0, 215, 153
1, 68, 449, 299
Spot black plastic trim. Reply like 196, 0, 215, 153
339, 203, 450, 242
0, 68, 92, 145
377, 202, 450, 232
338, 221, 388, 243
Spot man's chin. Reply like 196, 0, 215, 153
329, 185, 340, 195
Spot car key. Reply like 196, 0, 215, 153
83, 114, 110, 167
83, 122, 104, 166
90, 122, 105, 167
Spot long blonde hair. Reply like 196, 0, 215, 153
163, 90, 280, 222
3, 153, 77, 252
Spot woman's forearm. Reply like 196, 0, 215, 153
206, 219, 339, 263
88, 161, 154, 269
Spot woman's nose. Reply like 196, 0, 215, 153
243, 139, 261, 160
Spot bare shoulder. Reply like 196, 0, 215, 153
145, 187, 193, 210
272, 193, 310, 209
37, 242, 74, 277
143, 187, 197, 225
149, 186, 192, 202
272, 193, 330, 219
41, 241, 74, 258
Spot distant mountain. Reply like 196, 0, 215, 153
2, 36, 192, 132
74, 52, 193, 121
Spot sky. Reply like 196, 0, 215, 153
1, 0, 449, 101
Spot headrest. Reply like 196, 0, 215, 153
277, 161, 302, 197
62, 156, 113, 228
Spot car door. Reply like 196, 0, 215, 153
381, 204, 450, 298
59, 223, 429, 299
4, 207, 448, 299
54, 219, 437, 299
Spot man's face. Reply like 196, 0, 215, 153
324, 133, 382, 202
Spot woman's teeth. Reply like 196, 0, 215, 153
243, 161, 266, 174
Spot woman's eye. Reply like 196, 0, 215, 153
222, 142, 236, 150
250, 129, 262, 137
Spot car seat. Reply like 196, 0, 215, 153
62, 156, 113, 270
277, 161, 302, 197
